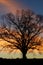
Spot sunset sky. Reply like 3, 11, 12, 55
0, 0, 43, 15
0, 0, 43, 59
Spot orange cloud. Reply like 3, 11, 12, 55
0, 0, 21, 13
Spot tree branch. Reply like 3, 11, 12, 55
27, 27, 41, 47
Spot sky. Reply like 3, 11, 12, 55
0, 0, 43, 15
0, 0, 43, 59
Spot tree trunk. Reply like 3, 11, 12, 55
22, 52, 27, 59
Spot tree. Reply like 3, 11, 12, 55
0, 10, 43, 59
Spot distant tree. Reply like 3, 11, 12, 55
0, 10, 43, 59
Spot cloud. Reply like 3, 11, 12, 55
0, 0, 21, 14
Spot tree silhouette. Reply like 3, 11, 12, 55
0, 10, 43, 59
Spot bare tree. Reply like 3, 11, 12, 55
0, 10, 43, 59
